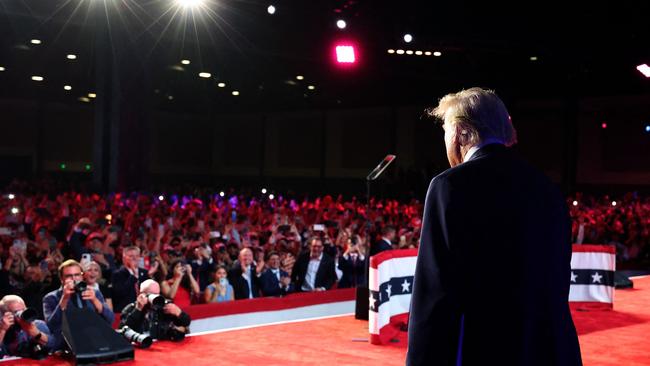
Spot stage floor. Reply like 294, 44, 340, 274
6, 276, 650, 366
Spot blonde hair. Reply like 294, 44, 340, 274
58, 259, 82, 279
0, 295, 24, 312
429, 87, 517, 147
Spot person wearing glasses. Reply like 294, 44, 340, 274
42, 260, 114, 351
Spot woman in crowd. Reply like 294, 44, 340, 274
161, 259, 200, 307
82, 260, 113, 310
204, 265, 234, 303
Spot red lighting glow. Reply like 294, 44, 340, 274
335, 45, 356, 63
601, 122, 607, 129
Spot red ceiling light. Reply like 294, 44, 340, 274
335, 44, 356, 63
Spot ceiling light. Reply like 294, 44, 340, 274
175, 0, 204, 8
31, 76, 44, 81
433, 51, 442, 57
396, 49, 405, 55
336, 19, 347, 29
67, 54, 77, 60
199, 72, 211, 78
403, 34, 413, 43
78, 97, 90, 103
181, 59, 190, 65
168, 95, 174, 100
406, 50, 414, 55
307, 85, 315, 90
424, 51, 432, 56
335, 45, 356, 63
296, 75, 304, 80
387, 49, 395, 54
0, 67, 5, 71
30, 39, 42, 45
530, 56, 538, 61
415, 50, 423, 55
232, 91, 240, 96
64, 85, 72, 91
267, 5, 276, 14
217, 82, 226, 88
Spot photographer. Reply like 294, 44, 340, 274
0, 295, 53, 358
42, 260, 114, 351
120, 280, 191, 341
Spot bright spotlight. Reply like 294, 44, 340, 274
572, 200, 578, 206
403, 34, 413, 43
11, 207, 19, 215
219, 191, 225, 197
336, 20, 347, 29
269, 194, 275, 200
8, 194, 15, 200
387, 49, 395, 54
31, 76, 44, 82
261, 188, 267, 194
611, 201, 617, 206
88, 93, 96, 98
433, 51, 442, 57
335, 45, 356, 63
31, 39, 42, 45
645, 125, 650, 133
296, 75, 304, 80
424, 51, 432, 56
396, 49, 405, 55
307, 85, 315, 90
67, 54, 77, 60
601, 122, 608, 129
415, 50, 423, 55
158, 195, 164, 201
232, 91, 240, 96
0, 67, 5, 71
217, 82, 226, 87
636, 64, 650, 78
530, 56, 538, 61
199, 72, 211, 78
64, 85, 72, 91
267, 5, 276, 14
176, 0, 204, 8
181, 59, 191, 65
406, 50, 414, 55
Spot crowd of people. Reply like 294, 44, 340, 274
0, 184, 648, 358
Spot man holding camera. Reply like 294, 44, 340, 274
0, 295, 54, 358
42, 259, 114, 351
120, 279, 190, 342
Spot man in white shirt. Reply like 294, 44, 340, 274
292, 237, 337, 292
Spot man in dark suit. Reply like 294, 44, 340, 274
42, 260, 114, 351
292, 237, 337, 291
260, 252, 294, 296
110, 246, 149, 313
228, 248, 263, 299
370, 225, 395, 257
407, 88, 582, 366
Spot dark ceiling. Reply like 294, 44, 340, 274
0, 0, 649, 113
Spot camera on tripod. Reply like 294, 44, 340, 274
118, 326, 152, 348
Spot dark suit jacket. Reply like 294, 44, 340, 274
260, 268, 294, 297
228, 265, 261, 300
291, 252, 337, 291
110, 266, 149, 313
370, 238, 393, 257
407, 144, 582, 366
337, 254, 366, 288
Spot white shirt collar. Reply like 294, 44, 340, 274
463, 139, 505, 163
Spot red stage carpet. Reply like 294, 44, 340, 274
5, 276, 650, 366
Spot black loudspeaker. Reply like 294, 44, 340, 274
62, 307, 134, 365
614, 272, 634, 289
355, 286, 369, 320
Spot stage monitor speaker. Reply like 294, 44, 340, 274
62, 307, 134, 365
614, 271, 634, 289
355, 286, 369, 320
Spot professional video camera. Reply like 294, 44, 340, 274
117, 326, 152, 348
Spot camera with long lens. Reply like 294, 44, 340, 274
147, 294, 167, 310
118, 326, 152, 348
14, 308, 38, 323
74, 280, 88, 293
147, 296, 186, 342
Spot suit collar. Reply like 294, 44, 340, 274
467, 143, 507, 162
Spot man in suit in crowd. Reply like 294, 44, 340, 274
292, 237, 337, 291
228, 248, 264, 299
42, 260, 114, 351
407, 88, 582, 366
370, 225, 395, 257
110, 246, 149, 313
260, 252, 294, 297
